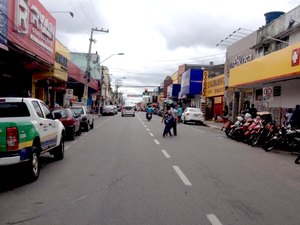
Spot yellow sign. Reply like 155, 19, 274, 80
205, 74, 225, 97
230, 42, 300, 87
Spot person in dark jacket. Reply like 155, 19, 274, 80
290, 104, 300, 129
248, 104, 257, 119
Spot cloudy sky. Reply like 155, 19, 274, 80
41, 0, 299, 94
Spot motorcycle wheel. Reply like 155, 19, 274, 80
263, 139, 275, 152
225, 128, 232, 138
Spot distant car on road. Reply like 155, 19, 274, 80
121, 105, 135, 117
181, 107, 204, 125
70, 106, 94, 131
52, 108, 81, 140
102, 105, 116, 116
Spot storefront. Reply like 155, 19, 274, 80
1, 0, 56, 99
230, 41, 300, 124
67, 61, 99, 107
203, 74, 225, 120
32, 41, 69, 107
179, 69, 204, 109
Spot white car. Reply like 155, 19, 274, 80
181, 107, 204, 125
121, 105, 135, 117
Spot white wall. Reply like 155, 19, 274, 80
270, 79, 300, 108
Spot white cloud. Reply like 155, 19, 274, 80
41, 0, 300, 94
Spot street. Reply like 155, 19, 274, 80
1, 112, 300, 225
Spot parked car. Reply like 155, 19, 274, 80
121, 105, 135, 117
102, 105, 116, 116
181, 107, 205, 125
70, 106, 94, 131
0, 97, 65, 181
52, 108, 81, 140
113, 105, 118, 114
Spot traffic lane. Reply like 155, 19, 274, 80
152, 120, 300, 225
1, 113, 212, 225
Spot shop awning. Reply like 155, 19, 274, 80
68, 61, 99, 90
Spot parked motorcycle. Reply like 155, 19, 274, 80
146, 112, 152, 121
263, 122, 300, 153
221, 116, 234, 137
231, 114, 253, 142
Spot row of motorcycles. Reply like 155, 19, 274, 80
222, 113, 300, 163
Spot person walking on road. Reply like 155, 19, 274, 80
162, 105, 173, 137
171, 105, 178, 136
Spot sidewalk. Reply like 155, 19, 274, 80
204, 120, 224, 131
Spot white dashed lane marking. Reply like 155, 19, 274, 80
154, 139, 160, 145
161, 150, 170, 158
149, 132, 154, 137
173, 165, 192, 186
207, 214, 223, 225
65, 145, 70, 150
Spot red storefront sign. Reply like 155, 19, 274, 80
7, 0, 56, 64
291, 48, 300, 67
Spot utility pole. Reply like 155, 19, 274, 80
83, 27, 109, 105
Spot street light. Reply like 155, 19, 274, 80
100, 53, 124, 64
49, 11, 74, 17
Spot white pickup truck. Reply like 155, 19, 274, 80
0, 98, 65, 181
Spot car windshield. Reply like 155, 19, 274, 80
53, 109, 68, 118
124, 106, 133, 110
71, 107, 84, 115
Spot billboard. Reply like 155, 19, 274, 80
8, 0, 56, 64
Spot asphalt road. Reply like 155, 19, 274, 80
1, 112, 300, 225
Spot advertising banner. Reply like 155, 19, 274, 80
0, 0, 8, 50
8, 0, 56, 64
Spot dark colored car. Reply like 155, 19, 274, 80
52, 108, 81, 140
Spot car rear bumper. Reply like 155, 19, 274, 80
0, 156, 20, 166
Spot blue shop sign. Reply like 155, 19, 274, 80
180, 69, 203, 96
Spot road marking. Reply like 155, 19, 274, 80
173, 166, 192, 186
154, 139, 160, 145
72, 140, 78, 144
146, 128, 150, 131
84, 133, 88, 136
207, 214, 223, 225
161, 149, 170, 158
70, 195, 89, 204
65, 145, 70, 150
149, 132, 154, 137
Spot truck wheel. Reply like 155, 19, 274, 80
26, 145, 40, 182
53, 136, 64, 160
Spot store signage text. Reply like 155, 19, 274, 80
231, 54, 253, 68
55, 52, 68, 70
14, 0, 55, 53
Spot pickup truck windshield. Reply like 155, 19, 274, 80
0, 103, 30, 117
